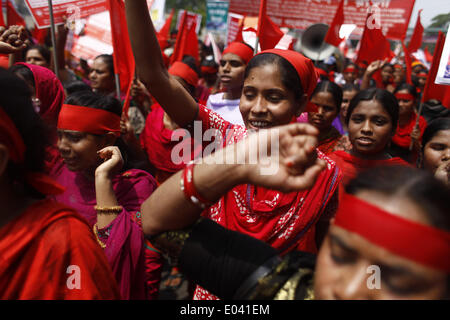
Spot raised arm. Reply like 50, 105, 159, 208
125, 0, 198, 127
141, 123, 326, 236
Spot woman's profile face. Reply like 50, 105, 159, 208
423, 129, 450, 174
314, 191, 448, 300
25, 49, 49, 68
239, 63, 300, 130
89, 58, 115, 93
308, 91, 338, 132
347, 100, 393, 156
57, 129, 107, 173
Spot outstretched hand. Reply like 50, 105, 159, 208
365, 59, 388, 76
233, 123, 327, 193
95, 146, 124, 178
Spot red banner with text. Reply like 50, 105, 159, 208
25, 0, 107, 29
229, 0, 415, 40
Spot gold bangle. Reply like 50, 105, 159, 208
94, 205, 123, 215
93, 224, 106, 249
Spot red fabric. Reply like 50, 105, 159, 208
0, 55, 8, 68
139, 104, 200, 184
356, 12, 392, 64
422, 32, 450, 109
57, 104, 121, 136
171, 12, 199, 65
223, 42, 254, 64
324, 0, 345, 47
257, 0, 284, 51
335, 194, 450, 273
32, 27, 48, 44
15, 63, 65, 126
157, 8, 174, 50
259, 49, 318, 97
6, 0, 25, 27
392, 113, 427, 149
0, 199, 120, 299
402, 41, 413, 84
107, 0, 135, 117
329, 150, 410, 187
0, 4, 5, 27
424, 46, 433, 63
408, 10, 424, 54
168, 61, 199, 87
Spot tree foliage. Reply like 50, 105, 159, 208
429, 12, 450, 29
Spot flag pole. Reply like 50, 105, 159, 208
114, 73, 121, 100
48, 0, 60, 80
254, 36, 259, 54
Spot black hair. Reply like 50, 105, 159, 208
25, 45, 51, 65
244, 53, 304, 102
381, 63, 394, 71
345, 88, 399, 133
64, 91, 151, 173
95, 54, 115, 75
342, 83, 360, 93
346, 166, 450, 232
393, 83, 418, 100
64, 80, 92, 96
0, 68, 49, 198
9, 64, 35, 89
422, 118, 450, 152
310, 80, 343, 113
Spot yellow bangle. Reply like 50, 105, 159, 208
94, 205, 123, 215
93, 224, 106, 249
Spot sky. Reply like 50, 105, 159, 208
409, 0, 450, 28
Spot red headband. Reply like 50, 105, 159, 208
201, 65, 218, 75
395, 93, 415, 101
257, 49, 319, 98
334, 194, 450, 273
393, 64, 404, 69
344, 66, 357, 73
223, 42, 254, 65
169, 61, 199, 87
417, 72, 428, 78
0, 107, 64, 195
57, 104, 121, 136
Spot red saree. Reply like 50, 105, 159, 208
0, 199, 120, 299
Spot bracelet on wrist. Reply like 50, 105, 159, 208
180, 161, 214, 210
94, 205, 123, 215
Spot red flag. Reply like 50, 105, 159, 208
107, 0, 135, 116
401, 41, 413, 84
356, 12, 392, 64
424, 46, 433, 63
6, 0, 25, 27
408, 9, 424, 54
324, 0, 345, 47
170, 11, 187, 64
422, 32, 450, 109
235, 17, 245, 43
257, 0, 284, 51
0, 3, 5, 27
171, 12, 199, 65
157, 9, 174, 50
32, 27, 48, 44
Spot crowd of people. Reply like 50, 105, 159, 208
0, 0, 449, 300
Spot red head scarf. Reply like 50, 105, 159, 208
223, 42, 254, 65
57, 104, 121, 136
257, 49, 319, 98
168, 61, 199, 87
335, 193, 450, 273
0, 107, 64, 195
15, 63, 65, 126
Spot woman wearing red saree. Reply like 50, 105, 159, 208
125, 0, 341, 300
0, 68, 119, 299
329, 88, 410, 187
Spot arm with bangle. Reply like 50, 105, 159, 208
141, 123, 326, 237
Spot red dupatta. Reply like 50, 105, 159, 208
0, 199, 120, 299
329, 150, 410, 187
392, 113, 427, 149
